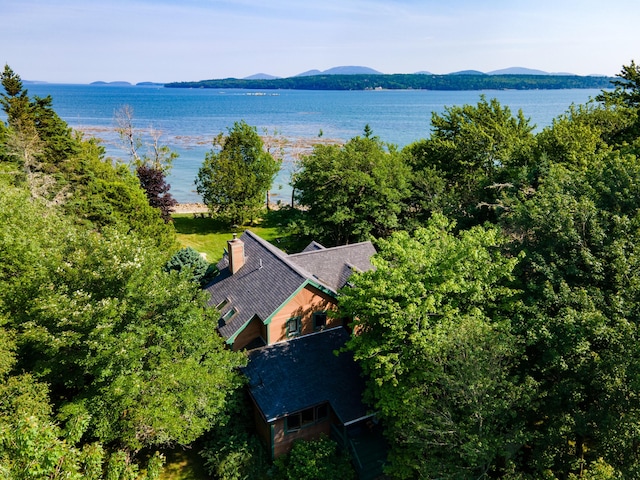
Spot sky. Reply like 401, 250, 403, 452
2, 0, 640, 84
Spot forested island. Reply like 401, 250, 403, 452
3, 60, 640, 479
166, 73, 614, 91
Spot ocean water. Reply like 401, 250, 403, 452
16, 84, 604, 203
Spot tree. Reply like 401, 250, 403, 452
597, 60, 640, 109
0, 319, 164, 479
292, 128, 411, 245
0, 185, 246, 455
114, 105, 178, 223
499, 152, 640, 477
136, 163, 177, 222
272, 436, 355, 480
341, 215, 526, 479
196, 120, 280, 225
403, 96, 535, 228
164, 246, 217, 287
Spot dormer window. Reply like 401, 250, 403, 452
220, 307, 237, 324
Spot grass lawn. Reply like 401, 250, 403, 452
172, 209, 307, 262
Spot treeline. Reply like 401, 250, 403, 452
166, 73, 614, 91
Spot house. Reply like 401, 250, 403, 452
243, 327, 387, 479
204, 231, 386, 476
204, 230, 376, 351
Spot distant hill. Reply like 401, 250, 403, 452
449, 70, 486, 76
296, 69, 323, 77
414, 71, 433, 75
90, 81, 132, 86
296, 66, 383, 76
244, 73, 281, 80
487, 67, 574, 76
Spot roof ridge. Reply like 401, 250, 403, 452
288, 240, 374, 259
241, 230, 333, 290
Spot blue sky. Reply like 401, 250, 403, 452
3, 0, 640, 83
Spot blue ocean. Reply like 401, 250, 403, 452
21, 84, 603, 203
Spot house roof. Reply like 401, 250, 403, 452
243, 327, 369, 424
205, 230, 375, 341
288, 241, 377, 292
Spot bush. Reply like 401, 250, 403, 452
271, 435, 355, 480
164, 247, 217, 287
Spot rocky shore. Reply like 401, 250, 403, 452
171, 203, 209, 214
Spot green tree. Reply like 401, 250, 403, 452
500, 150, 640, 477
292, 128, 411, 245
404, 96, 535, 228
196, 120, 280, 225
0, 186, 246, 454
0, 320, 164, 479
164, 246, 217, 287
341, 215, 526, 479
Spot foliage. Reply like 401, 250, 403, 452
0, 185, 246, 458
403, 96, 535, 228
271, 436, 355, 480
292, 128, 411, 245
0, 321, 165, 479
199, 391, 270, 480
1, 66, 176, 250
164, 246, 217, 287
341, 215, 526, 479
499, 151, 640, 477
196, 120, 280, 225
63, 142, 176, 251
137, 163, 178, 223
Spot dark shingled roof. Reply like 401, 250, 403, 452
205, 231, 375, 341
243, 327, 369, 424
288, 241, 377, 292
205, 230, 312, 340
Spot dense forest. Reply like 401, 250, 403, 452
3, 59, 640, 479
166, 73, 614, 91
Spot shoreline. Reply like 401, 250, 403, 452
171, 203, 209, 214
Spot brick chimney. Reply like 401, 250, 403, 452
228, 233, 245, 274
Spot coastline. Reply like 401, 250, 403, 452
172, 203, 209, 214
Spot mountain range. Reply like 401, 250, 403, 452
243, 66, 601, 80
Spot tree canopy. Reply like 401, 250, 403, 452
292, 128, 411, 245
0, 67, 246, 477
196, 120, 280, 225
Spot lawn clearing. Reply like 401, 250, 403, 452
172, 210, 305, 263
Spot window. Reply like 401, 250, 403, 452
285, 404, 330, 433
216, 298, 229, 310
220, 307, 237, 323
287, 316, 301, 337
313, 311, 327, 331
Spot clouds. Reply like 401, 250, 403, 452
2, 0, 639, 83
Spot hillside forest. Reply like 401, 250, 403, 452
2, 60, 640, 479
